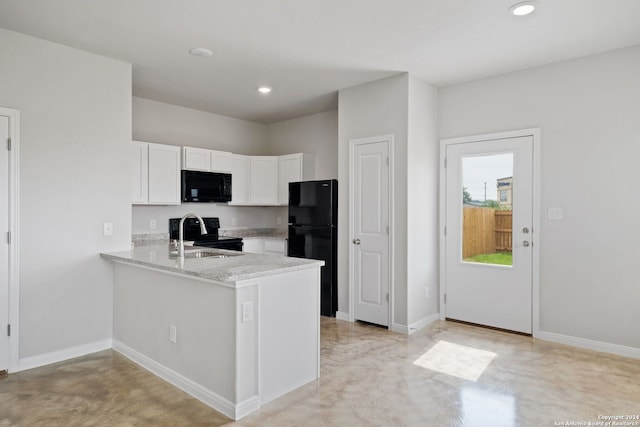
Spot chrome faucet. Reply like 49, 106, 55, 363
178, 213, 208, 257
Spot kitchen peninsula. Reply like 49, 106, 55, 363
101, 243, 323, 420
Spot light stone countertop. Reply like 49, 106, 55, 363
219, 228, 287, 240
101, 242, 322, 286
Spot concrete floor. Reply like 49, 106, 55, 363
1, 318, 638, 426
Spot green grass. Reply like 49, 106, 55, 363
464, 252, 513, 266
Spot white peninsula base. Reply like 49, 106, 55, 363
110, 261, 321, 420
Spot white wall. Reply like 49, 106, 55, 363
133, 97, 266, 155
132, 98, 283, 233
439, 45, 640, 349
338, 74, 409, 326
0, 28, 132, 359
406, 76, 439, 327
266, 110, 339, 180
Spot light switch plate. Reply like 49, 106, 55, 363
548, 208, 564, 221
242, 302, 253, 322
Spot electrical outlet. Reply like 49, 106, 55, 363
149, 219, 157, 229
231, 217, 237, 226
277, 216, 282, 225
103, 222, 113, 236
169, 324, 177, 343
242, 302, 253, 322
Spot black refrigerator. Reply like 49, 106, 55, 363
288, 179, 338, 317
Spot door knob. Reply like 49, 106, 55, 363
522, 241, 530, 247
522, 227, 530, 234
353, 239, 361, 245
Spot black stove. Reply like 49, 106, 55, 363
169, 217, 243, 251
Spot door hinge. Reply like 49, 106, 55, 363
6, 231, 10, 244
386, 225, 389, 235
7, 138, 11, 151
386, 293, 389, 303
444, 157, 447, 168
386, 157, 389, 166
444, 294, 446, 304
7, 324, 10, 337
444, 226, 446, 236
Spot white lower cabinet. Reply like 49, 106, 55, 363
243, 238, 286, 255
132, 141, 181, 205
242, 238, 264, 254
264, 239, 287, 256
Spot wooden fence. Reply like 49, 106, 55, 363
463, 207, 512, 258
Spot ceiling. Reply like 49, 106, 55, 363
1, 1, 640, 124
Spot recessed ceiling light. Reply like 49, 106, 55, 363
509, 2, 536, 16
189, 47, 213, 57
258, 86, 272, 94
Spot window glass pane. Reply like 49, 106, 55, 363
461, 153, 513, 266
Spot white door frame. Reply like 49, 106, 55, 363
0, 106, 20, 372
439, 128, 541, 336
348, 134, 394, 329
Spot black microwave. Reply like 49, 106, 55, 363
181, 170, 232, 203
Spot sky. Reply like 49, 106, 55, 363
462, 153, 513, 202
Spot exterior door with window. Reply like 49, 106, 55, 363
444, 135, 534, 334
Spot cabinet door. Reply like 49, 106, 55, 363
250, 156, 278, 205
242, 238, 264, 254
148, 143, 181, 204
264, 239, 286, 255
131, 141, 148, 204
277, 153, 315, 205
278, 154, 302, 205
210, 150, 232, 173
183, 147, 211, 171
231, 154, 250, 204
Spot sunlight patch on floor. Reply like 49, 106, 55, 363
413, 340, 497, 381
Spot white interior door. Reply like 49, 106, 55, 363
444, 136, 533, 334
351, 138, 390, 326
0, 115, 10, 370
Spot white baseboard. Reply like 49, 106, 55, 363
19, 339, 112, 372
335, 311, 351, 322
536, 331, 640, 360
390, 323, 408, 334
408, 313, 441, 334
391, 313, 440, 335
112, 340, 259, 420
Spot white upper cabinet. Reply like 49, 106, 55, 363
183, 147, 211, 171
250, 156, 278, 205
132, 141, 181, 205
230, 154, 250, 204
210, 150, 233, 172
277, 153, 315, 205
183, 146, 232, 173
131, 141, 148, 204
148, 142, 181, 204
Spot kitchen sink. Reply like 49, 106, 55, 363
170, 248, 243, 259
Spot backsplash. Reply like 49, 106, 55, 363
132, 204, 287, 234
